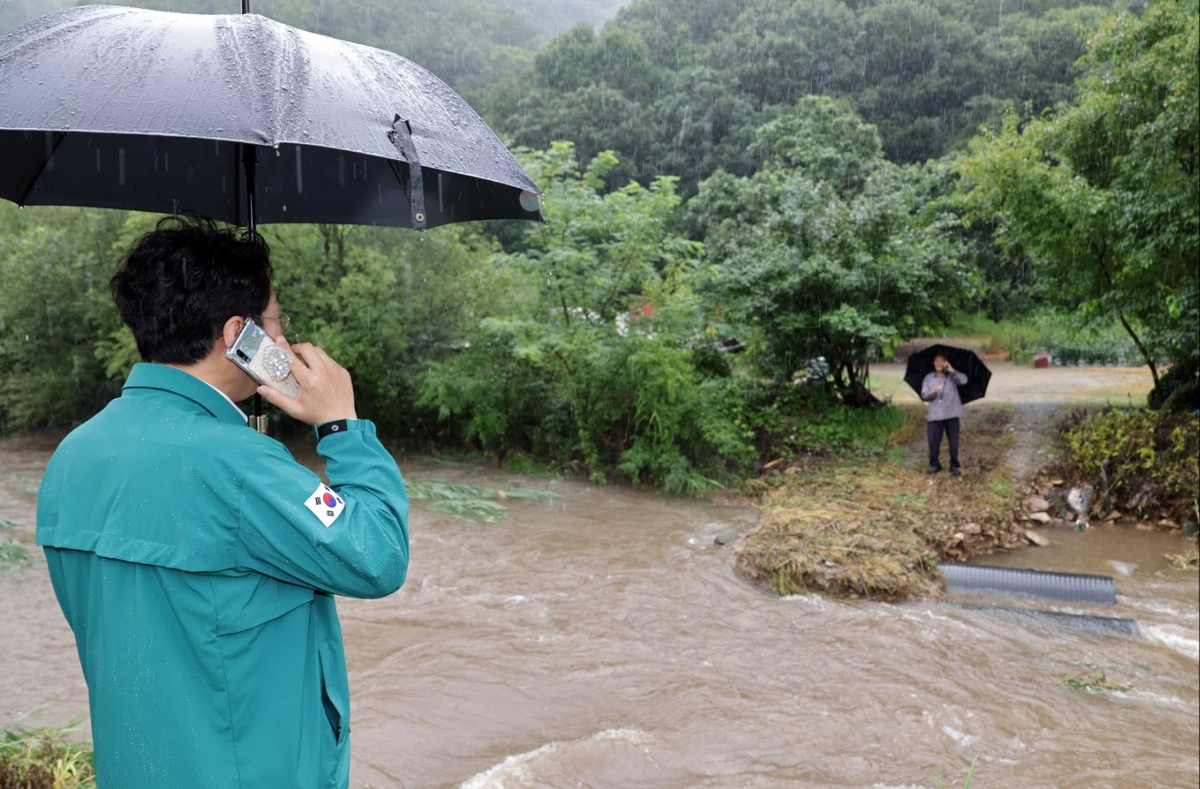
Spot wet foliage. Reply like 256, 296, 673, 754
0, 519, 29, 576
1060, 669, 1131, 695
1165, 547, 1199, 570
0, 716, 94, 789
405, 477, 561, 523
689, 96, 966, 389
487, 0, 1117, 188
959, 0, 1199, 391
0, 541, 29, 576
1057, 407, 1200, 524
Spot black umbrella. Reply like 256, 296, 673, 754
0, 4, 543, 231
903, 344, 992, 405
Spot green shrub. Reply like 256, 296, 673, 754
418, 144, 763, 494
727, 380, 906, 459
1061, 407, 1199, 514
0, 207, 126, 431
0, 715, 94, 789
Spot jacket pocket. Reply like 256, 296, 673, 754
317, 642, 350, 746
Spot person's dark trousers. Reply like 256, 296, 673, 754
927, 417, 961, 469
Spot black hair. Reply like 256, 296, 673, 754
111, 214, 273, 365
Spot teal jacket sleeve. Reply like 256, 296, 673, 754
235, 420, 409, 599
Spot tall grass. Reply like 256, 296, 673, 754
885, 405, 926, 449
0, 713, 95, 789
948, 312, 1144, 366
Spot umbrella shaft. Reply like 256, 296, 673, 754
242, 144, 257, 234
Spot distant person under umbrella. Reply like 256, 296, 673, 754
921, 353, 968, 475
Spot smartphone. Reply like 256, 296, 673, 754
225, 318, 301, 398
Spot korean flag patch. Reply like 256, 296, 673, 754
305, 483, 345, 528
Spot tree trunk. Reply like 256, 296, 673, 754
1116, 309, 1159, 392
1092, 242, 1160, 391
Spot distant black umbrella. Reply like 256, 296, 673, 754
903, 344, 992, 405
0, 4, 543, 232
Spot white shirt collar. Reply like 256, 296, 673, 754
202, 380, 248, 423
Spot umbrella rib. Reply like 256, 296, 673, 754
388, 116, 426, 231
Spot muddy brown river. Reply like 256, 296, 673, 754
1, 435, 1196, 789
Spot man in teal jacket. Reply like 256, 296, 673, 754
37, 215, 409, 788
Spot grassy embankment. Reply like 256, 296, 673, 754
734, 404, 1029, 601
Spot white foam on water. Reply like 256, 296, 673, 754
1136, 690, 1194, 709
1143, 623, 1200, 661
1108, 560, 1137, 576
781, 592, 829, 610
459, 728, 654, 789
1127, 598, 1200, 623
940, 726, 978, 748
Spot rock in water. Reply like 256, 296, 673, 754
1025, 530, 1050, 547
714, 530, 739, 546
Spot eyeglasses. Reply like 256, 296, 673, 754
254, 312, 291, 333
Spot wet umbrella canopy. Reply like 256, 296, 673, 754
0, 4, 543, 229
903, 344, 992, 405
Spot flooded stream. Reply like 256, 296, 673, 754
2, 440, 1197, 788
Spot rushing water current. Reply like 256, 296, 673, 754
2, 440, 1197, 788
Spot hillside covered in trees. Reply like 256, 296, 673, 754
1, 0, 1195, 493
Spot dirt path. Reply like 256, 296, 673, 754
1002, 403, 1063, 483
869, 357, 1155, 485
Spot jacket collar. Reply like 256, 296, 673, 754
122, 363, 248, 426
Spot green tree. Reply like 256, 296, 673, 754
959, 0, 1199, 392
263, 221, 504, 441
690, 97, 967, 389
491, 0, 627, 40
420, 142, 754, 492
488, 0, 1115, 196
0, 206, 125, 429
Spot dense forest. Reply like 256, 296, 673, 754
1, 0, 1196, 492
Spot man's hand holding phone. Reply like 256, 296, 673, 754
256, 335, 358, 426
